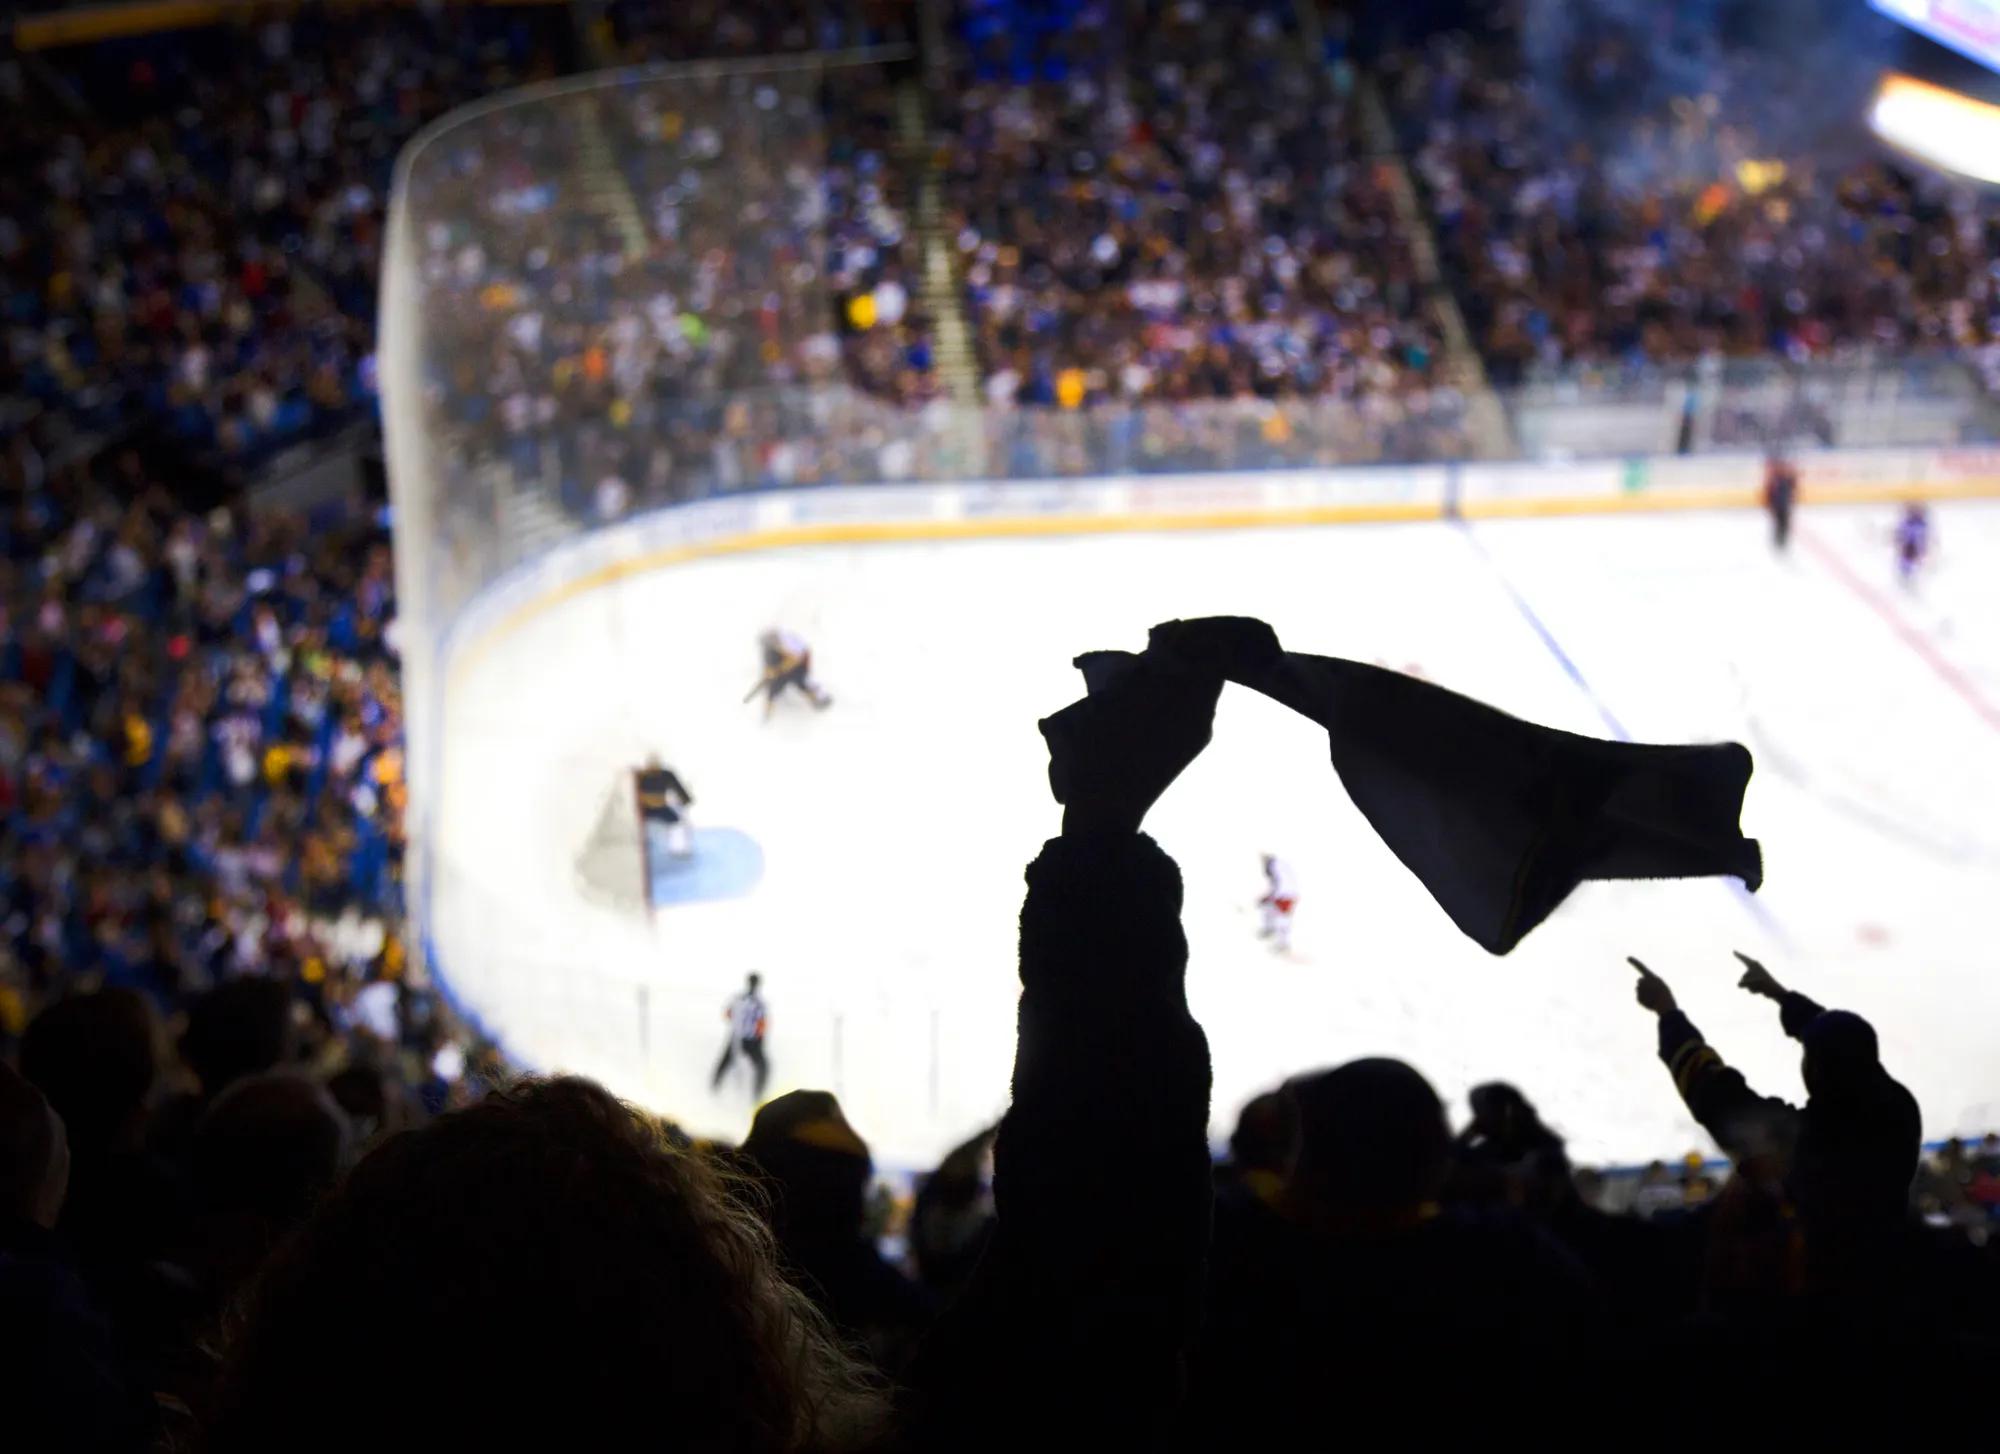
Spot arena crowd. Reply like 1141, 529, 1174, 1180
3, 0, 1999, 1446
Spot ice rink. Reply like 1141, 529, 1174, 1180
430, 501, 2000, 1168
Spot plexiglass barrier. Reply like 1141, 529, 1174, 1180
383, 56, 2000, 1152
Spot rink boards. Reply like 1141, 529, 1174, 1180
418, 448, 2000, 1167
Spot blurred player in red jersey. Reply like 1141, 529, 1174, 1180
1258, 855, 1298, 953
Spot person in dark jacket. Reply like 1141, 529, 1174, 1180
1448, 1080, 1689, 1331
20, 989, 194, 1381
908, 1125, 996, 1307
908, 646, 1220, 1451
0, 1060, 153, 1451
740, 1090, 936, 1373
1629, 951, 1921, 1276
1180, 1059, 1605, 1444
1633, 956, 1997, 1398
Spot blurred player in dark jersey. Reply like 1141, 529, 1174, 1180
753, 629, 832, 720
1763, 452, 1799, 553
636, 754, 694, 862
1895, 502, 1931, 588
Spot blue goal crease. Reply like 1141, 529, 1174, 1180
648, 826, 766, 907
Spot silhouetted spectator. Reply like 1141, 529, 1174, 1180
909, 648, 1219, 1450
150, 976, 301, 1167
205, 1077, 889, 1452
1212, 1089, 1296, 1230
1184, 1058, 1603, 1441
189, 1071, 350, 1310
1631, 953, 1920, 1277
1627, 951, 1999, 1396
20, 991, 192, 1333
180, 979, 298, 1104
0, 1060, 152, 1451
741, 1090, 937, 1371
325, 1059, 414, 1147
1450, 1080, 1689, 1329
1451, 1080, 1570, 1213
908, 1124, 995, 1306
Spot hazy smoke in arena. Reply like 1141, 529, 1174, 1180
1516, 0, 1901, 174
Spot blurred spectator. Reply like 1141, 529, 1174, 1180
182, 978, 297, 1100
742, 1089, 937, 1369
1213, 1088, 1294, 1214
0, 1060, 153, 1452
940, 0, 1456, 461
1447, 1080, 1688, 1329
1631, 955, 1920, 1280
906, 1123, 995, 1306
1185, 1058, 1602, 1439
1, 7, 575, 469
188, 1069, 349, 1310
18, 989, 197, 1393
1381, 0, 2000, 385
204, 1077, 889, 1452
18, 991, 183, 1282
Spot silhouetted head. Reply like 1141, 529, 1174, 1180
747, 972, 763, 993
1287, 1059, 1451, 1223
194, 1071, 350, 1300
195, 1071, 350, 1229
0, 1060, 68, 1229
1799, 1010, 1881, 1100
20, 990, 160, 1156
181, 976, 296, 1099
1790, 1010, 1921, 1239
1468, 1081, 1526, 1133
209, 1077, 884, 1452
1228, 1091, 1298, 1175
742, 1090, 872, 1244
1465, 1081, 1562, 1152
325, 1062, 401, 1142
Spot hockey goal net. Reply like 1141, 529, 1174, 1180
575, 769, 650, 914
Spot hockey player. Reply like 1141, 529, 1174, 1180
1763, 452, 1799, 553
636, 754, 694, 863
1257, 854, 1298, 953
1894, 502, 1931, 589
712, 972, 770, 1097
751, 628, 832, 719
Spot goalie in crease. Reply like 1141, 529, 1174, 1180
637, 754, 694, 865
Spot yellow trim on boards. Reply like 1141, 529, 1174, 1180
441, 477, 2000, 686
14, 1, 223, 49
12, 0, 565, 51
444, 497, 1446, 681
1459, 478, 2000, 519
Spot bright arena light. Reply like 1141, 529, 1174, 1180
1870, 71, 2000, 184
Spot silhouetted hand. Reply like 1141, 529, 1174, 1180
1041, 650, 1223, 836
1733, 951, 1784, 1000
1629, 957, 1677, 1015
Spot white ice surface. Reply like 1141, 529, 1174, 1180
431, 502, 2000, 1167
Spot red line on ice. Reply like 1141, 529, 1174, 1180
1798, 525, 2000, 737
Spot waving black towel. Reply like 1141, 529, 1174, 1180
1055, 618, 1762, 955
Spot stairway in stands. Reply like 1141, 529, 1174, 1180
1292, 0, 1516, 460
897, 16, 983, 409
492, 72, 651, 552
